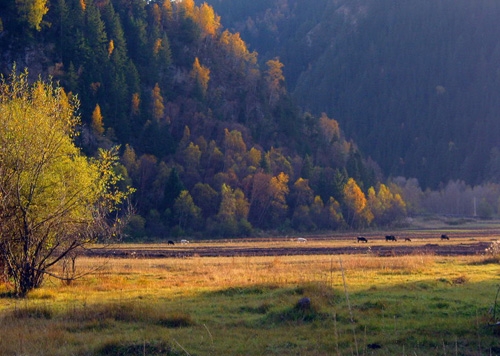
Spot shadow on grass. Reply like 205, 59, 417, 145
0, 291, 19, 298
96, 340, 180, 356
2, 279, 500, 355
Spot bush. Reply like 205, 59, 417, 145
123, 214, 146, 239
157, 312, 195, 328
237, 219, 253, 236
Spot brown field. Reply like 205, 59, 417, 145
86, 228, 499, 258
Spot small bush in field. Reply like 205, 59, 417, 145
264, 301, 329, 324
157, 312, 195, 328
239, 302, 272, 314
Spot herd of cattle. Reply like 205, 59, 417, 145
166, 235, 450, 245
167, 239, 190, 245
356, 234, 449, 243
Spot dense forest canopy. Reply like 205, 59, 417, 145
1, 0, 500, 239
204, 0, 500, 189
0, 0, 391, 238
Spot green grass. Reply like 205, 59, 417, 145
1, 240, 500, 355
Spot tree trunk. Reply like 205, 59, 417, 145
15, 261, 42, 297
17, 262, 34, 297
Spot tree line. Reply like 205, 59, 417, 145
120, 122, 408, 238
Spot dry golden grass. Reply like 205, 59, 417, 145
1, 234, 500, 355
20, 249, 496, 305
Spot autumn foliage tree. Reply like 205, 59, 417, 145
343, 178, 373, 228
190, 57, 210, 97
0, 70, 132, 296
195, 2, 221, 38
368, 184, 407, 226
151, 83, 165, 122
91, 103, 105, 136
15, 0, 48, 30
265, 57, 285, 106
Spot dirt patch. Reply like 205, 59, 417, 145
84, 233, 494, 259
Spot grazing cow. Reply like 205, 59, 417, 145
385, 235, 397, 242
404, 238, 412, 242
441, 234, 449, 240
297, 237, 307, 242
357, 236, 368, 243
167, 240, 175, 245
180, 239, 189, 244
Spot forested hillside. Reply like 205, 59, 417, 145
1, 0, 415, 238
205, 0, 500, 189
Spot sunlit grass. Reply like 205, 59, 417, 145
1, 236, 500, 355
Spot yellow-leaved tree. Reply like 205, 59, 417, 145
195, 2, 221, 38
368, 184, 407, 226
343, 178, 373, 228
15, 0, 48, 30
190, 57, 210, 97
0, 69, 133, 296
91, 103, 105, 136
151, 83, 165, 122
265, 58, 285, 106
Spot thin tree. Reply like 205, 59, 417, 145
265, 58, 285, 106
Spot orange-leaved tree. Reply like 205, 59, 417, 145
343, 178, 373, 228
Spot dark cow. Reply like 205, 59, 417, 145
357, 236, 368, 243
168, 240, 175, 245
385, 235, 397, 242
404, 238, 412, 242
441, 234, 449, 240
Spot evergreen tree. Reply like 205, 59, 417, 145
173, 190, 200, 231
163, 167, 185, 211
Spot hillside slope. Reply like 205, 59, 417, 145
1, 0, 403, 237
206, 0, 500, 188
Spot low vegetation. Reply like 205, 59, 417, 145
1, 231, 500, 355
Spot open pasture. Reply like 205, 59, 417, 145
1, 228, 500, 355
87, 229, 498, 258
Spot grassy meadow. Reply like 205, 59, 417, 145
1, 228, 500, 355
